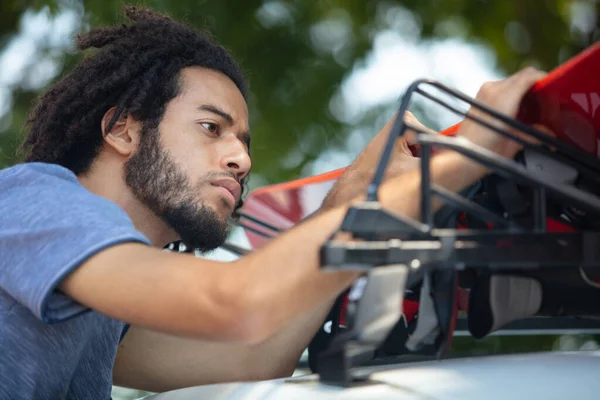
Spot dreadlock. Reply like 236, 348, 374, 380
20, 6, 248, 179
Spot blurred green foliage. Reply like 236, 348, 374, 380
0, 0, 598, 185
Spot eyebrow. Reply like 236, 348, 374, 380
199, 104, 233, 123
198, 104, 251, 149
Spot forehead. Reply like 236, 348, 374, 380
175, 67, 249, 124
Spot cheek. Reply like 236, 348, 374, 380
187, 148, 217, 180
164, 134, 215, 174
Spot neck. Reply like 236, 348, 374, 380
78, 160, 179, 248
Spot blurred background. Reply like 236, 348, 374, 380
1, 0, 599, 398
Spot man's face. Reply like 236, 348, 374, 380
124, 67, 251, 252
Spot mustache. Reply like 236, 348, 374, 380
201, 171, 240, 185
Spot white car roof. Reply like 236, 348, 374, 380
146, 350, 600, 400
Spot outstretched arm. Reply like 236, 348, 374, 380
61, 67, 545, 388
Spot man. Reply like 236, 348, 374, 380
0, 6, 547, 399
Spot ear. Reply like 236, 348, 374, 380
101, 107, 142, 157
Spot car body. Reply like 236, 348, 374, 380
146, 349, 600, 400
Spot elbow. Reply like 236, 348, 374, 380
249, 345, 303, 381
239, 347, 299, 382
210, 270, 279, 345
268, 364, 297, 380
251, 365, 296, 382
236, 357, 297, 382
228, 301, 275, 346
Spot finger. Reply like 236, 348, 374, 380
473, 67, 548, 121
502, 68, 547, 98
404, 112, 437, 135
504, 66, 547, 85
403, 112, 437, 149
395, 134, 415, 155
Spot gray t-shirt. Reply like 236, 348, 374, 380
0, 163, 151, 399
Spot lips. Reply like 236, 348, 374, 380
211, 178, 242, 206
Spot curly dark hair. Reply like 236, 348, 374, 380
20, 5, 248, 179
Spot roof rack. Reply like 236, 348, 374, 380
317, 78, 600, 387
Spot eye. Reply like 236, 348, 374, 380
200, 122, 219, 134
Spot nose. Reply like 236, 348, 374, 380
221, 137, 251, 181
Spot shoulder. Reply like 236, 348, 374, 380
0, 163, 151, 322
0, 162, 141, 233
0, 162, 86, 202
0, 162, 77, 184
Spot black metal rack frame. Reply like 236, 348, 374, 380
315, 79, 600, 386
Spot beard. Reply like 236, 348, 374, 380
123, 123, 231, 252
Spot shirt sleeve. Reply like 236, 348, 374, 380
0, 163, 151, 323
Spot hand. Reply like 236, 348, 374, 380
349, 111, 435, 180
321, 112, 433, 210
457, 67, 550, 160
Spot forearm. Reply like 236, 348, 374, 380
321, 156, 422, 211
247, 297, 335, 378
113, 304, 333, 391
320, 163, 365, 211
113, 327, 266, 391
